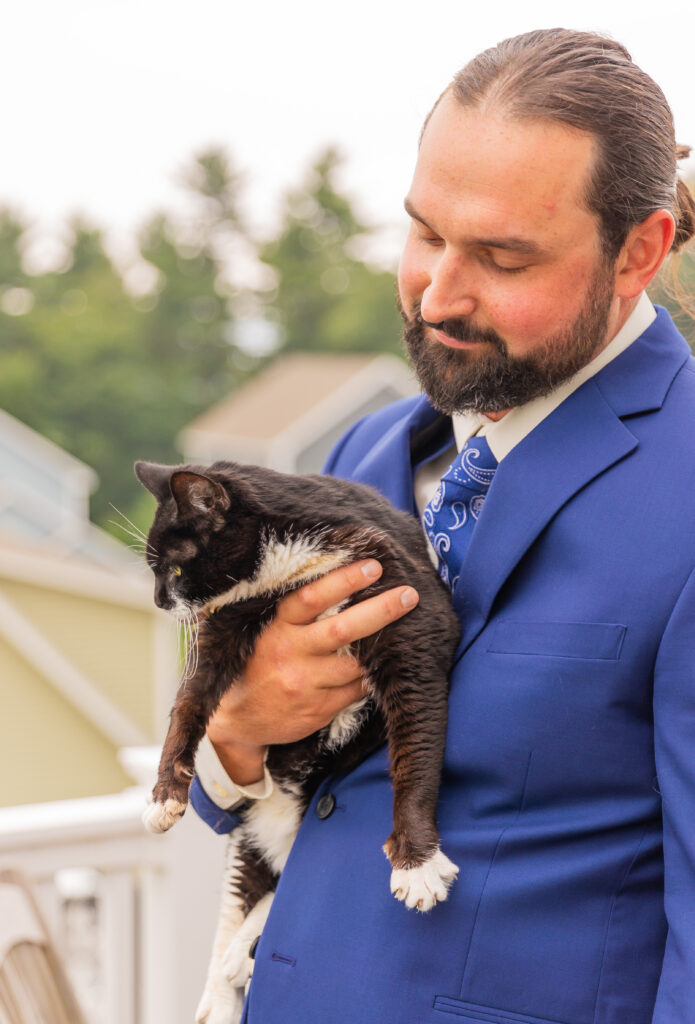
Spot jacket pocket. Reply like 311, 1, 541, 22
433, 996, 568, 1024
487, 620, 626, 661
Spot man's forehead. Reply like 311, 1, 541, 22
412, 92, 598, 229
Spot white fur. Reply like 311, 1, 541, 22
196, 837, 248, 1024
222, 891, 274, 987
388, 847, 459, 912
142, 798, 187, 833
195, 987, 244, 1024
205, 533, 352, 612
244, 785, 304, 875
327, 697, 369, 748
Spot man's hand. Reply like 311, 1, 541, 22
205, 559, 419, 786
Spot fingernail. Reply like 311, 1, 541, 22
400, 587, 418, 609
362, 560, 382, 579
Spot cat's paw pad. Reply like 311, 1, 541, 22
388, 848, 459, 912
222, 935, 255, 988
142, 797, 187, 834
195, 984, 244, 1024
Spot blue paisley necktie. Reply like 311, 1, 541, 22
422, 434, 498, 590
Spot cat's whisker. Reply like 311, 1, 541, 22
108, 520, 157, 556
109, 503, 149, 540
179, 608, 200, 683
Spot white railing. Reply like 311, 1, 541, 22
0, 749, 226, 1024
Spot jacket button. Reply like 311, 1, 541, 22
316, 793, 336, 819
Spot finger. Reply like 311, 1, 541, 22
312, 653, 365, 690
306, 585, 419, 655
277, 559, 383, 625
315, 679, 369, 724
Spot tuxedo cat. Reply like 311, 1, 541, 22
135, 459, 460, 1024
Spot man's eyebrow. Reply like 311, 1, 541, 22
403, 198, 544, 256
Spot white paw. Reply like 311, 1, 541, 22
388, 847, 459, 912
142, 797, 187, 834
195, 982, 244, 1024
222, 933, 255, 988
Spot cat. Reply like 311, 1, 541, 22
135, 459, 460, 1024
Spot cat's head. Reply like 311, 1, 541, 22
134, 461, 263, 616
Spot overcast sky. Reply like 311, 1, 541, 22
5, 0, 695, 273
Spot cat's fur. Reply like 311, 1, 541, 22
135, 459, 460, 1024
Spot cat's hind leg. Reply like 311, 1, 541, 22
371, 660, 459, 912
196, 829, 277, 1024
222, 891, 274, 988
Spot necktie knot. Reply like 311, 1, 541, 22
423, 434, 498, 591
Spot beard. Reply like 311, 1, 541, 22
400, 266, 615, 415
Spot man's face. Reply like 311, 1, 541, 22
398, 93, 620, 415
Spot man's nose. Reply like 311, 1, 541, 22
420, 250, 477, 325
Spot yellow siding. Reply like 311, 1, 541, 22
1, 580, 158, 739
0, 639, 132, 806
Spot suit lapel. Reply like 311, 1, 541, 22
452, 308, 692, 653
348, 395, 442, 513
451, 379, 637, 649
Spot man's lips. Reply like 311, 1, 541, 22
431, 327, 486, 350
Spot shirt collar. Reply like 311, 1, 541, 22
451, 292, 656, 461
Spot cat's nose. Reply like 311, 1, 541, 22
154, 579, 173, 610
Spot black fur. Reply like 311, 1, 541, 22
136, 459, 460, 912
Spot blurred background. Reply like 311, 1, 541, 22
1, 1, 694, 1021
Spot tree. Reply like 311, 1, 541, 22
648, 248, 695, 350
0, 150, 258, 538
259, 148, 403, 355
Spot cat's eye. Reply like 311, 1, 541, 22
173, 566, 182, 576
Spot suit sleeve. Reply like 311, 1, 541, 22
652, 563, 695, 1022
189, 777, 248, 834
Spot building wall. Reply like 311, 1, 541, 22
2, 579, 158, 739
0, 640, 133, 806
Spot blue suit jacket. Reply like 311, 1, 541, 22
193, 307, 695, 1024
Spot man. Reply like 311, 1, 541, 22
192, 29, 695, 1023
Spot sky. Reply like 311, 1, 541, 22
4, 0, 695, 275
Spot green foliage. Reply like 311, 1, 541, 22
0, 150, 256, 538
648, 247, 695, 350
0, 146, 404, 545
259, 147, 402, 355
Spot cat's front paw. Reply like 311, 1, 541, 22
388, 847, 459, 912
142, 797, 187, 834
195, 982, 244, 1024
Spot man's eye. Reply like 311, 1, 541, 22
492, 263, 528, 274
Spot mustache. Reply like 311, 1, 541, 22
420, 314, 506, 350
398, 298, 508, 353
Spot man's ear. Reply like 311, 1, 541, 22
134, 461, 175, 502
169, 471, 231, 518
615, 209, 676, 298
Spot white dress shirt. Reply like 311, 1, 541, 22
196, 292, 656, 809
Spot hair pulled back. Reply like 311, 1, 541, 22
448, 29, 695, 258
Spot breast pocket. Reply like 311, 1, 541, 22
486, 620, 626, 661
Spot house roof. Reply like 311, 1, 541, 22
0, 408, 97, 492
182, 352, 408, 442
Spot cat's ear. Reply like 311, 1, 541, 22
134, 461, 175, 503
169, 471, 230, 519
